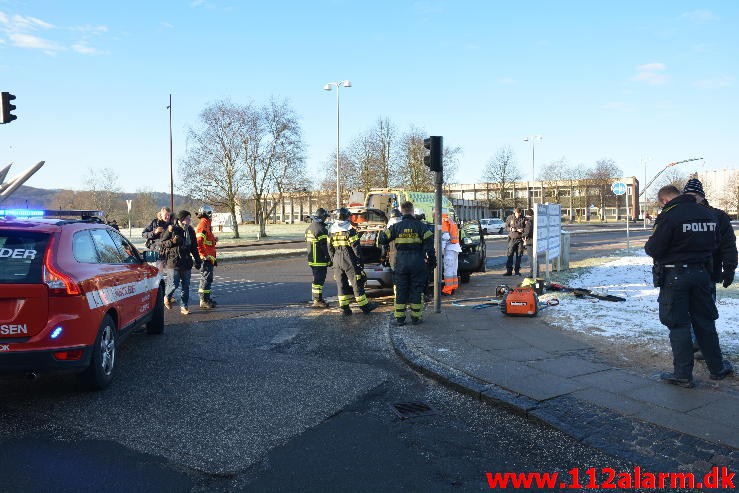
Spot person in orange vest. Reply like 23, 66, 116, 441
440, 210, 461, 295
195, 205, 218, 309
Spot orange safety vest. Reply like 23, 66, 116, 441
195, 217, 217, 262
442, 218, 459, 244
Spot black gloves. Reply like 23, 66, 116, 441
723, 271, 735, 288
426, 255, 437, 269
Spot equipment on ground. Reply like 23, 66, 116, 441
500, 287, 539, 317
547, 282, 626, 302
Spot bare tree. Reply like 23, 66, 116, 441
482, 146, 522, 212
371, 116, 396, 188
240, 98, 305, 236
394, 126, 460, 191
85, 167, 123, 223
179, 99, 247, 238
131, 188, 159, 227
587, 158, 623, 220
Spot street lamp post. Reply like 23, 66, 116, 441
324, 80, 352, 210
167, 94, 174, 212
523, 135, 543, 210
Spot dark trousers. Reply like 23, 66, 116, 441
311, 266, 327, 300
393, 253, 427, 320
199, 259, 214, 299
658, 265, 724, 379
505, 238, 525, 272
335, 268, 368, 307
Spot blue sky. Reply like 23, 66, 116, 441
0, 0, 736, 193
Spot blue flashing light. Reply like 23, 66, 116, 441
50, 326, 63, 339
0, 209, 45, 218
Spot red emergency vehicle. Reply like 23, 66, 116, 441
0, 209, 164, 389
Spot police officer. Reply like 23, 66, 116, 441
683, 178, 737, 292
683, 178, 737, 359
379, 201, 436, 326
305, 207, 331, 308
328, 207, 378, 316
645, 185, 733, 387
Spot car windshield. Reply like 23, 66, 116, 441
0, 231, 50, 283
463, 223, 481, 237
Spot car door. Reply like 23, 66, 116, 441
87, 228, 139, 329
108, 229, 158, 322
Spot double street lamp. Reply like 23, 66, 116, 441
323, 80, 352, 209
523, 135, 543, 209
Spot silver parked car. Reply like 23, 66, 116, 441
479, 218, 505, 235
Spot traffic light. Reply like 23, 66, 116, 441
1, 92, 17, 124
423, 135, 442, 172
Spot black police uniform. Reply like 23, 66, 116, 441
328, 220, 372, 312
305, 220, 331, 303
644, 194, 727, 382
379, 214, 435, 323
701, 199, 738, 291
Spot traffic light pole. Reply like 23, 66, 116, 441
434, 168, 443, 314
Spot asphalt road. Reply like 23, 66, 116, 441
0, 228, 660, 492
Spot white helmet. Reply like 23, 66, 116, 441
197, 205, 213, 218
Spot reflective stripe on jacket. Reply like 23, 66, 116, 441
306, 221, 330, 267
195, 217, 217, 261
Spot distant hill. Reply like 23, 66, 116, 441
0, 185, 191, 210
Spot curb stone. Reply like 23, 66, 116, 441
389, 323, 739, 480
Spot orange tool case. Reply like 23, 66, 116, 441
500, 288, 539, 317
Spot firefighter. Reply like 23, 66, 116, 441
305, 207, 331, 308
328, 207, 379, 316
379, 201, 436, 325
195, 205, 218, 310
645, 185, 733, 387
441, 210, 461, 295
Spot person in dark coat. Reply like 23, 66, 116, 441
378, 201, 436, 325
682, 177, 738, 359
328, 207, 378, 316
305, 207, 332, 308
160, 210, 201, 315
503, 208, 530, 276
142, 207, 172, 272
644, 185, 733, 388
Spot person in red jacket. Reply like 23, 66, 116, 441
195, 205, 218, 309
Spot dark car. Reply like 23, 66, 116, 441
458, 220, 487, 283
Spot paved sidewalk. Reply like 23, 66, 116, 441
390, 268, 739, 476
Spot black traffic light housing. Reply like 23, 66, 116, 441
1, 92, 17, 124
423, 135, 442, 172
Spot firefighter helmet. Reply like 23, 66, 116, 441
413, 208, 426, 221
313, 207, 329, 222
336, 207, 351, 221
197, 205, 214, 218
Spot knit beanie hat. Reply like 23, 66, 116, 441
177, 210, 191, 221
683, 178, 705, 197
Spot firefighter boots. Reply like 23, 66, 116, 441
311, 298, 330, 309
341, 305, 353, 316
360, 301, 379, 315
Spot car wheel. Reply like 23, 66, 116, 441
460, 272, 471, 284
146, 286, 165, 335
78, 314, 116, 390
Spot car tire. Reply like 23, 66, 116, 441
146, 286, 165, 335
460, 272, 471, 284
78, 314, 116, 390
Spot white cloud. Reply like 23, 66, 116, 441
0, 9, 107, 56
693, 76, 735, 90
631, 62, 669, 86
603, 102, 637, 113
680, 10, 718, 23
9, 32, 64, 52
